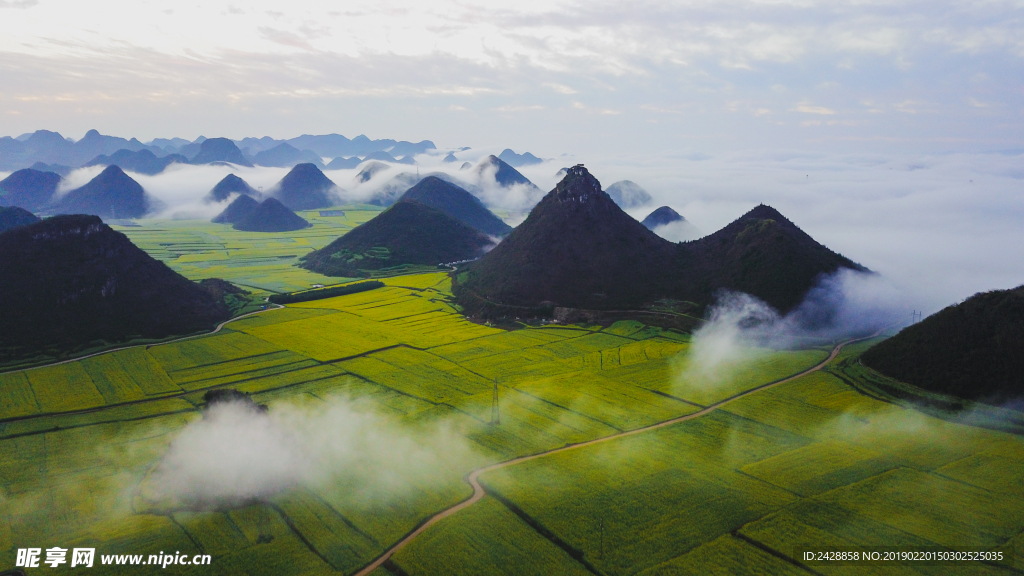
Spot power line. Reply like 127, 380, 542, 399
491, 379, 500, 425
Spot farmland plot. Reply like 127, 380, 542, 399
3, 265, 1019, 576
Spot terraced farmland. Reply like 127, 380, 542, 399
2, 267, 1021, 575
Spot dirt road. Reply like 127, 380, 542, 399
353, 333, 877, 576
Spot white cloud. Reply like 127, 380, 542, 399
545, 83, 577, 94
795, 103, 836, 115
493, 105, 546, 112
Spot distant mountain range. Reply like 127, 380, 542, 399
0, 129, 151, 171
84, 149, 188, 176
0, 215, 229, 358
326, 156, 362, 170
862, 286, 1024, 404
454, 165, 866, 317
1, 132, 557, 199
0, 129, 440, 172
1, 149, 548, 221
498, 149, 543, 167
252, 143, 325, 169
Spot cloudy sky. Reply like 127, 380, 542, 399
1, 0, 1021, 155
2, 0, 1022, 311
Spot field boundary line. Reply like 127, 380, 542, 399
0, 368, 349, 431
352, 330, 883, 576
0, 304, 285, 376
731, 531, 825, 576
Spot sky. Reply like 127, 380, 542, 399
1, 0, 1021, 155
1, 0, 1023, 311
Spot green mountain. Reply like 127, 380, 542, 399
0, 168, 61, 211
233, 198, 310, 232
212, 194, 259, 224
207, 174, 259, 203
399, 176, 511, 236
641, 206, 683, 228
0, 215, 229, 359
51, 165, 150, 219
454, 166, 866, 317
606, 180, 652, 209
354, 161, 390, 183
862, 286, 1024, 403
271, 163, 338, 210
300, 200, 492, 277
476, 155, 537, 188
454, 165, 675, 313
672, 204, 867, 313
190, 138, 253, 167
0, 206, 41, 233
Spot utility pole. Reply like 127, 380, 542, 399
491, 379, 500, 425
599, 517, 604, 559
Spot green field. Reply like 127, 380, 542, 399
112, 206, 388, 293
2, 219, 1022, 575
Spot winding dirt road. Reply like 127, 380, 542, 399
353, 333, 879, 576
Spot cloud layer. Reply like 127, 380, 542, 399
9, 141, 1016, 315
0, 1, 1021, 155
597, 148, 1024, 312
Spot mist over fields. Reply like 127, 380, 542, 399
5, 145, 1018, 315
141, 394, 475, 510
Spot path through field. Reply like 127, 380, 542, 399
353, 332, 880, 576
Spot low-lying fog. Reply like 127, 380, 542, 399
140, 394, 475, 511
6, 146, 1021, 314
596, 149, 1024, 315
